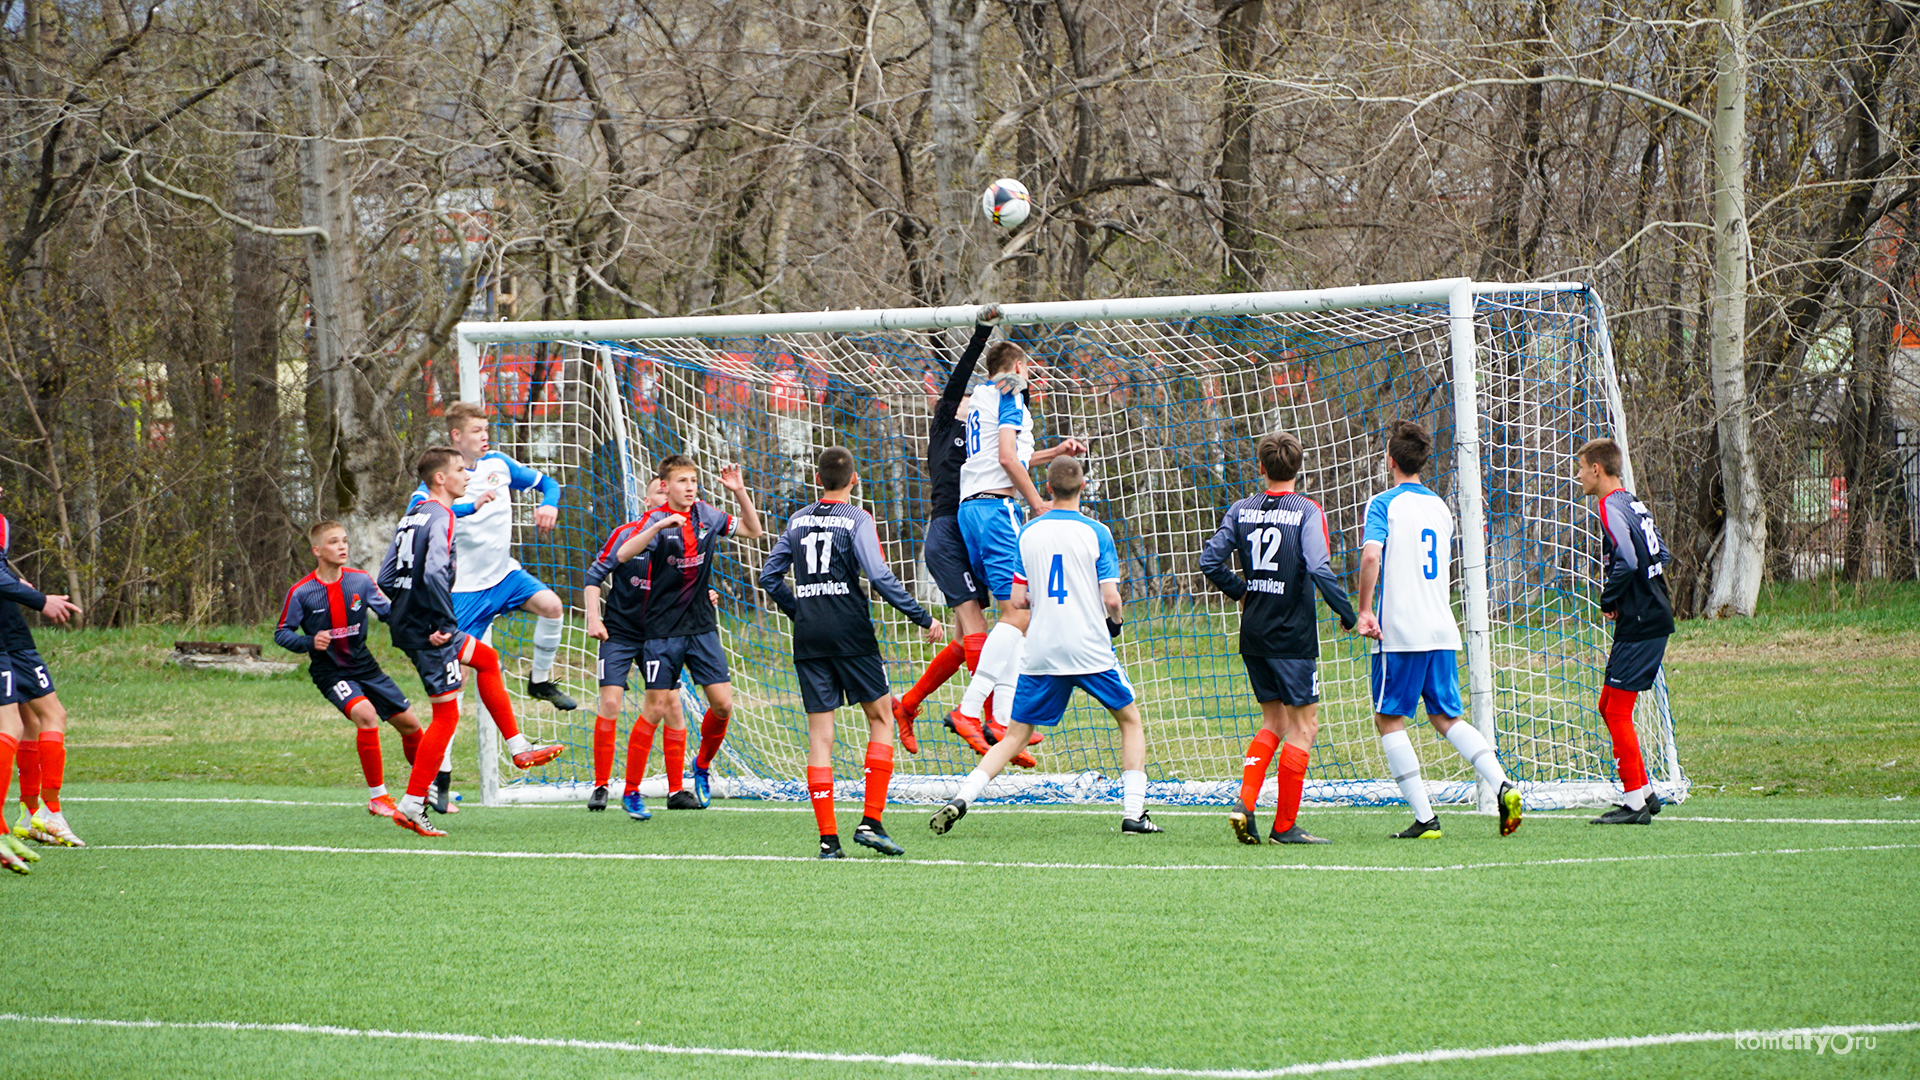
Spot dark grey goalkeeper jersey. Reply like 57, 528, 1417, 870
760, 499, 933, 660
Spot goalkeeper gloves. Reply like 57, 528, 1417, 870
1106, 617, 1123, 640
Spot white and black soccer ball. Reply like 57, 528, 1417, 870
980, 178, 1032, 230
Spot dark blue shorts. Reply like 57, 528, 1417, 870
8, 648, 56, 701
1242, 656, 1319, 706
1604, 636, 1668, 693
405, 632, 474, 697
794, 653, 891, 714
924, 515, 989, 609
597, 636, 646, 689
315, 670, 412, 721
642, 631, 729, 690
0, 652, 24, 707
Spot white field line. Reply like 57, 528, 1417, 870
89, 841, 1920, 874
0, 1013, 1911, 1078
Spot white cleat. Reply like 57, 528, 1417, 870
36, 810, 85, 847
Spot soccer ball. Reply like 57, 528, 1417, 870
981, 178, 1032, 229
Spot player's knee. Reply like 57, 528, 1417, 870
528, 591, 564, 620
708, 698, 734, 722
598, 688, 624, 716
348, 708, 380, 729
388, 711, 422, 735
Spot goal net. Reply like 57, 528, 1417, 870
453, 279, 1687, 811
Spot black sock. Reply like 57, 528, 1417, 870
858, 816, 884, 833
820, 834, 840, 848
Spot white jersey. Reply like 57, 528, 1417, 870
408, 450, 558, 594
958, 383, 1033, 499
1362, 482, 1462, 652
1013, 509, 1122, 676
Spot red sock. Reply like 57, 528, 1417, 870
1272, 742, 1310, 833
862, 742, 894, 821
406, 701, 460, 799
593, 715, 618, 787
466, 640, 521, 741
962, 632, 987, 674
17, 738, 39, 813
694, 708, 729, 770
400, 728, 422, 765
624, 717, 657, 794
664, 727, 687, 793
39, 730, 64, 812
807, 765, 837, 837
902, 640, 965, 712
0, 733, 16, 831
1239, 729, 1279, 809
1599, 686, 1649, 791
354, 727, 384, 789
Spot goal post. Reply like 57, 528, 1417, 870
452, 277, 1688, 811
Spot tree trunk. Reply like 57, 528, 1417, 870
928, 0, 988, 304
230, 15, 286, 616
1215, 0, 1264, 291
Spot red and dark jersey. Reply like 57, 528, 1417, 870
760, 499, 932, 660
1597, 488, 1674, 642
377, 498, 459, 651
925, 323, 995, 521
1199, 490, 1357, 659
274, 568, 392, 679
0, 514, 49, 654
637, 501, 736, 640
583, 514, 664, 643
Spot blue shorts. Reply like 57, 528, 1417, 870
315, 670, 412, 721
452, 569, 548, 639
8, 648, 55, 701
1010, 668, 1136, 728
1242, 656, 1318, 706
0, 653, 24, 707
1370, 650, 1462, 719
642, 632, 729, 690
598, 636, 646, 689
406, 632, 475, 697
1604, 636, 1668, 693
957, 496, 1026, 601
924, 515, 989, 609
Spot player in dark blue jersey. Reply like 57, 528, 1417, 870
0, 499, 81, 869
1576, 437, 1674, 825
1200, 432, 1358, 844
762, 447, 944, 858
275, 520, 423, 820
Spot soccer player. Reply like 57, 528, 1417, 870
1353, 420, 1522, 839
944, 338, 1083, 758
0, 499, 81, 870
1576, 437, 1673, 825
610, 454, 763, 819
762, 447, 945, 858
275, 520, 425, 819
1199, 432, 1358, 845
379, 446, 564, 837
930, 456, 1161, 836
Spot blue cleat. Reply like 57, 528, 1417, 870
693, 766, 712, 808
622, 791, 651, 821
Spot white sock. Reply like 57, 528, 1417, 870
506, 733, 531, 755
367, 784, 388, 799
958, 669, 996, 720
1122, 770, 1147, 820
1381, 730, 1434, 822
1624, 785, 1649, 810
1444, 722, 1509, 789
956, 765, 993, 804
991, 636, 1026, 723
960, 623, 1024, 718
399, 794, 425, 815
530, 616, 562, 682
439, 731, 457, 773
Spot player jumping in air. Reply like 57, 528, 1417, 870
1354, 420, 1522, 839
762, 447, 944, 858
1200, 432, 1358, 845
930, 456, 1161, 836
0, 497, 82, 869
380, 447, 564, 837
1576, 437, 1672, 825
944, 337, 1084, 760
275, 520, 425, 819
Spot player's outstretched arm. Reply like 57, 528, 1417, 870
757, 533, 799, 617
1197, 512, 1246, 600
935, 314, 998, 410
1028, 437, 1088, 469
505, 456, 562, 532
718, 464, 765, 538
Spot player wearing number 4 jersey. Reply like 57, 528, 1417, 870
1355, 420, 1521, 840
1200, 432, 1357, 845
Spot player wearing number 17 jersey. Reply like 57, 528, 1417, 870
1200, 432, 1357, 845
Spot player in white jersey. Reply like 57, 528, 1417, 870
930, 456, 1162, 836
946, 340, 1083, 759
1355, 420, 1520, 839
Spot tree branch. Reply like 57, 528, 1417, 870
122, 151, 329, 240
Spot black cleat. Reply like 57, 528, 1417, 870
527, 679, 579, 711
1590, 803, 1653, 825
819, 836, 845, 859
587, 785, 609, 812
1268, 825, 1332, 844
1121, 812, 1164, 834
1392, 817, 1442, 839
853, 820, 905, 856
430, 772, 453, 815
667, 790, 703, 810
1646, 791, 1664, 816
1498, 781, 1523, 837
929, 798, 968, 835
1228, 802, 1262, 846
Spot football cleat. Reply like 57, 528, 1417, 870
1228, 802, 1262, 846
0, 848, 27, 875
819, 837, 845, 859
1392, 818, 1442, 839
984, 719, 1045, 747
667, 789, 703, 810
943, 711, 992, 755
853, 821, 905, 857
892, 696, 919, 755
1646, 791, 1665, 816
430, 774, 460, 815
526, 680, 579, 711
622, 791, 651, 821
587, 786, 609, 812
692, 766, 713, 808
1498, 781, 1523, 837
1010, 750, 1038, 769
36, 811, 84, 848
368, 794, 400, 819
512, 743, 566, 770
2, 833, 41, 863
1589, 803, 1653, 825
1268, 825, 1332, 845
928, 798, 968, 835
9, 813, 27, 840
394, 806, 447, 837
23, 812, 59, 845
1121, 812, 1164, 835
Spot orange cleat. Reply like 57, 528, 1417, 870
943, 711, 992, 755
1011, 750, 1038, 770
367, 794, 399, 818
985, 719, 1045, 748
893, 697, 919, 755
512, 743, 565, 769
394, 806, 447, 837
